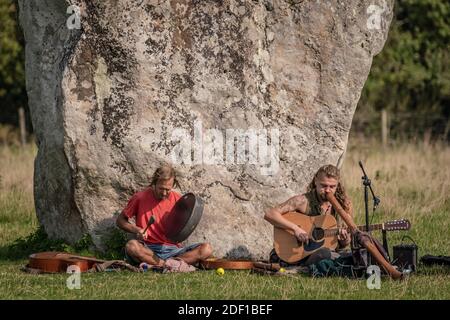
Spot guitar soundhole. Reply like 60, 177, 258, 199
312, 228, 324, 241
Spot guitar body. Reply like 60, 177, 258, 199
273, 212, 411, 265
28, 252, 105, 273
199, 258, 254, 270
274, 212, 339, 264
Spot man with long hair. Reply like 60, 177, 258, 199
264, 164, 352, 266
116, 164, 213, 271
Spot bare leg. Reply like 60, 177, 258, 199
177, 243, 213, 265
125, 240, 164, 267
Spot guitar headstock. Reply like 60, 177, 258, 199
384, 219, 411, 231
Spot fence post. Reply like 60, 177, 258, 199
19, 107, 26, 146
444, 119, 450, 141
381, 109, 389, 147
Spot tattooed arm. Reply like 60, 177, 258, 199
264, 195, 310, 243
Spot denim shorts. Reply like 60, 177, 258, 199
125, 242, 201, 264
147, 243, 201, 260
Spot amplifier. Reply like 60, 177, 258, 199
393, 237, 418, 272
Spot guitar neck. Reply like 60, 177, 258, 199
324, 223, 384, 237
65, 254, 105, 263
359, 223, 384, 232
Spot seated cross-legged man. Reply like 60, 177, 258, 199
116, 164, 213, 272
264, 164, 353, 267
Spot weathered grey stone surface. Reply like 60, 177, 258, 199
18, 0, 393, 259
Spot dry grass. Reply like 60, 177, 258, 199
0, 141, 35, 194
0, 124, 23, 147
342, 140, 450, 257
0, 142, 37, 246
343, 141, 450, 222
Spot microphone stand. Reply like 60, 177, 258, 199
358, 161, 381, 266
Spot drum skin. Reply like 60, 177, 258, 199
163, 193, 204, 243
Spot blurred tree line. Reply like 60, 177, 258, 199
0, 0, 449, 142
354, 0, 450, 141
0, 0, 30, 136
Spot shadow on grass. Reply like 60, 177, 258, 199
0, 226, 128, 262
2, 227, 449, 279
416, 264, 450, 276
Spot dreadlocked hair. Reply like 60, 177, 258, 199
307, 164, 350, 212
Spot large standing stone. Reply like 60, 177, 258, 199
18, 0, 393, 259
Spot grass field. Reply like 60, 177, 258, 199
0, 139, 449, 300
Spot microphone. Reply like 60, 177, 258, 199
374, 196, 381, 210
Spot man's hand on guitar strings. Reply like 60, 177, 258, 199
338, 227, 351, 246
293, 226, 309, 244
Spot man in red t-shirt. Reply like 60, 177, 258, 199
116, 164, 213, 270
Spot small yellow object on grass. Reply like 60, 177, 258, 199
216, 267, 225, 276
279, 268, 286, 273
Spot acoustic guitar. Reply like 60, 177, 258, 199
274, 212, 411, 263
199, 258, 255, 270
27, 252, 105, 273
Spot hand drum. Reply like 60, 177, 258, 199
163, 193, 204, 243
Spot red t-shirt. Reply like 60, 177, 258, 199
122, 187, 182, 246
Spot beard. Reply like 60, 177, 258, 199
317, 190, 332, 202
156, 193, 166, 200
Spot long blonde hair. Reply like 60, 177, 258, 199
307, 164, 350, 212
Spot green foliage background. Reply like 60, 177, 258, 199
0, 0, 27, 126
357, 0, 450, 140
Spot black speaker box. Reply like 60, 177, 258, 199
393, 243, 418, 272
